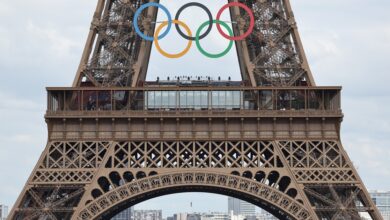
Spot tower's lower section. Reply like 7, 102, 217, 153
9, 138, 382, 220
8, 86, 383, 220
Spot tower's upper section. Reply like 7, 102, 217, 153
232, 0, 315, 86
72, 0, 315, 88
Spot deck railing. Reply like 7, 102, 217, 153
46, 87, 342, 116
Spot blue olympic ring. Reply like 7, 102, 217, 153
133, 2, 172, 42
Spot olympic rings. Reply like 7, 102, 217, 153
133, 2, 172, 41
133, 2, 255, 58
175, 2, 213, 41
196, 20, 233, 59
154, 20, 193, 59
216, 2, 255, 41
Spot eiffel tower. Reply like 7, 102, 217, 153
8, 0, 383, 219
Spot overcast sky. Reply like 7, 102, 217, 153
0, 0, 390, 217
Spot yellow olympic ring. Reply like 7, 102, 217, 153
154, 20, 192, 59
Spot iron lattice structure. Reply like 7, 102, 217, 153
9, 0, 383, 220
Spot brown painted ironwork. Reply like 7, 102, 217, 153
8, 0, 383, 220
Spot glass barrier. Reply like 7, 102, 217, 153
47, 87, 341, 113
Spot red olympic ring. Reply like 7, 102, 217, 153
216, 2, 255, 41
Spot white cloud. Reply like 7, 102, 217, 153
26, 20, 80, 58
303, 30, 342, 64
0, 92, 43, 111
0, 2, 12, 16
343, 136, 390, 190
0, 27, 11, 51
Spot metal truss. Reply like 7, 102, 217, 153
304, 185, 376, 220
278, 141, 357, 183
10, 140, 383, 219
73, 0, 156, 87
76, 171, 311, 220
73, 0, 314, 87
12, 185, 84, 220
8, 0, 383, 220
228, 0, 315, 86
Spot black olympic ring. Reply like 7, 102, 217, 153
174, 2, 213, 41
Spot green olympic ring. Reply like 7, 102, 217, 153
195, 20, 234, 59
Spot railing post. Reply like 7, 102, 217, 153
81, 90, 84, 112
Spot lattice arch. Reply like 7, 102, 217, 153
75, 171, 313, 220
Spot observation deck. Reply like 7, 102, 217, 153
46, 82, 342, 119
44, 81, 343, 141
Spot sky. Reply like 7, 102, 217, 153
0, 0, 390, 217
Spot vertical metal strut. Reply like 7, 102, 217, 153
231, 0, 315, 87
73, 0, 159, 87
